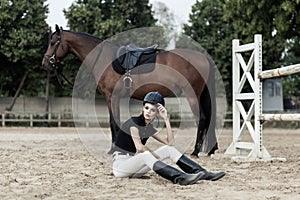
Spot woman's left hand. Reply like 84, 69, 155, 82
157, 103, 168, 120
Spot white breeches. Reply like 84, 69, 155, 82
112, 145, 182, 178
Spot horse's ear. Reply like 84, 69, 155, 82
55, 24, 60, 34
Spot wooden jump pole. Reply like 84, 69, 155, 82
259, 63, 300, 79
260, 114, 300, 122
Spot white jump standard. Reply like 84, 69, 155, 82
225, 34, 299, 161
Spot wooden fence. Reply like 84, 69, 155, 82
0, 110, 233, 128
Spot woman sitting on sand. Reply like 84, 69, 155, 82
112, 92, 225, 185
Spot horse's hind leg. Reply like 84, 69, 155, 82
191, 104, 207, 157
184, 94, 205, 157
196, 85, 218, 156
190, 84, 218, 157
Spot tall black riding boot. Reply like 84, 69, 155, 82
153, 161, 205, 185
176, 155, 225, 181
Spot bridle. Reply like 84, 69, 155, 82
44, 29, 73, 89
45, 29, 64, 70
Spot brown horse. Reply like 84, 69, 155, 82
42, 25, 218, 155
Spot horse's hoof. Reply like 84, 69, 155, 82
207, 144, 218, 156
191, 152, 199, 158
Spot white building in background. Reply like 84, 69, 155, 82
262, 78, 283, 111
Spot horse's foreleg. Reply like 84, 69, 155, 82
106, 93, 120, 154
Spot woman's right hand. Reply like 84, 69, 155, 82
157, 103, 168, 120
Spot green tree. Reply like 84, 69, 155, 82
224, 0, 300, 102
223, 0, 300, 70
282, 37, 300, 97
0, 0, 49, 97
64, 0, 157, 38
63, 0, 170, 48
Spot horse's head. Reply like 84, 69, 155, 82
42, 24, 69, 71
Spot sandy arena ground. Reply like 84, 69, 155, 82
0, 127, 299, 200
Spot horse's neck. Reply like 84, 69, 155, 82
65, 31, 117, 79
66, 32, 102, 62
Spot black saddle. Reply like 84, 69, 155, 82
115, 44, 158, 70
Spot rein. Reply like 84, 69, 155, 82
54, 66, 74, 90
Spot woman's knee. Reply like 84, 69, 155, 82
139, 151, 159, 169
155, 145, 182, 161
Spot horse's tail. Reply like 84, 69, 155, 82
205, 56, 218, 154
200, 55, 217, 154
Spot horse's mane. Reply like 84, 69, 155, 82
64, 30, 104, 43
51, 29, 104, 43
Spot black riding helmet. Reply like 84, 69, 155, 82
143, 92, 165, 106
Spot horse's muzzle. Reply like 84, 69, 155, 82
42, 54, 58, 71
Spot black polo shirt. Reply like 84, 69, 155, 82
114, 114, 157, 154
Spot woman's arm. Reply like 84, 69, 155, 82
130, 126, 149, 153
130, 126, 160, 158
152, 104, 175, 145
